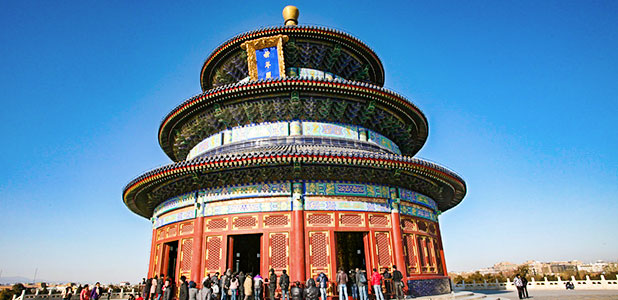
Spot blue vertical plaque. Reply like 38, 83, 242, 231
255, 46, 280, 79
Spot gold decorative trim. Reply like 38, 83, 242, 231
241, 34, 289, 81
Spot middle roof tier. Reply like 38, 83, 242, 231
159, 77, 429, 162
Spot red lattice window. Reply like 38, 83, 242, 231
168, 225, 178, 237
417, 236, 427, 267
428, 223, 436, 235
233, 216, 258, 228
417, 221, 427, 232
270, 233, 289, 269
369, 215, 389, 226
309, 232, 329, 267
180, 222, 194, 235
340, 214, 363, 226
427, 237, 437, 269
264, 215, 289, 227
180, 238, 193, 272
375, 232, 392, 267
206, 236, 222, 271
403, 234, 418, 273
401, 219, 416, 231
434, 239, 443, 275
307, 214, 331, 225
207, 218, 227, 231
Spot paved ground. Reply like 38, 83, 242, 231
469, 289, 618, 300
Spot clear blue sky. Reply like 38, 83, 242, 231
1, 1, 616, 284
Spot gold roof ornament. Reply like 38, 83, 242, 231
282, 5, 299, 26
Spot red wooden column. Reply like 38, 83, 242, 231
148, 227, 157, 278
435, 222, 448, 275
290, 182, 306, 283
192, 215, 204, 283
390, 198, 408, 279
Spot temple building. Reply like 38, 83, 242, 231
123, 6, 466, 297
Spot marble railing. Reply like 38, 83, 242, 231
454, 274, 618, 291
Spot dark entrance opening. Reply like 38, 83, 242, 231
335, 232, 367, 272
229, 234, 262, 274
163, 241, 179, 281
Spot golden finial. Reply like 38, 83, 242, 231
282, 5, 299, 26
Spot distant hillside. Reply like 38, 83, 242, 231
0, 276, 48, 285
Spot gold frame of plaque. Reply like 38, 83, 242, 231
240, 34, 289, 81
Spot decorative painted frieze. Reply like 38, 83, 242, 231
305, 196, 390, 213
203, 197, 292, 217
198, 182, 291, 203
400, 203, 438, 222
153, 192, 196, 217
305, 181, 391, 198
398, 188, 438, 211
154, 209, 196, 228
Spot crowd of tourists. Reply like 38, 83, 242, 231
60, 282, 111, 300
141, 266, 405, 300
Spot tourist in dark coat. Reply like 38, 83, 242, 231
238, 272, 245, 300
348, 270, 357, 300
303, 279, 319, 300
355, 269, 368, 300
156, 275, 164, 300
179, 276, 190, 300
143, 278, 152, 300
391, 266, 404, 300
521, 275, 529, 298
222, 269, 232, 300
162, 279, 173, 300
382, 268, 392, 296
268, 269, 277, 300
279, 270, 290, 300
290, 282, 303, 300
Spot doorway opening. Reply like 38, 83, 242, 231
335, 232, 367, 272
228, 234, 262, 274
163, 241, 179, 281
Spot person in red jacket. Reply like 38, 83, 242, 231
370, 269, 384, 300
80, 285, 90, 300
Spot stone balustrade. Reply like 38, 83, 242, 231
453, 274, 618, 291
13, 289, 138, 300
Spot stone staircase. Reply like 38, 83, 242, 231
405, 291, 507, 300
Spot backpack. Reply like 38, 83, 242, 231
392, 270, 403, 282
212, 285, 219, 294
280, 274, 289, 289
254, 279, 262, 289
359, 273, 367, 284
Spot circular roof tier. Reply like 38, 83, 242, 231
123, 144, 466, 219
159, 77, 429, 162
200, 25, 385, 90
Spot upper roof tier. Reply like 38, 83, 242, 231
200, 25, 385, 91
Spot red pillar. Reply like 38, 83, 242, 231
291, 210, 306, 282
148, 227, 157, 278
291, 182, 306, 283
391, 209, 407, 279
192, 216, 204, 283
435, 222, 448, 275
